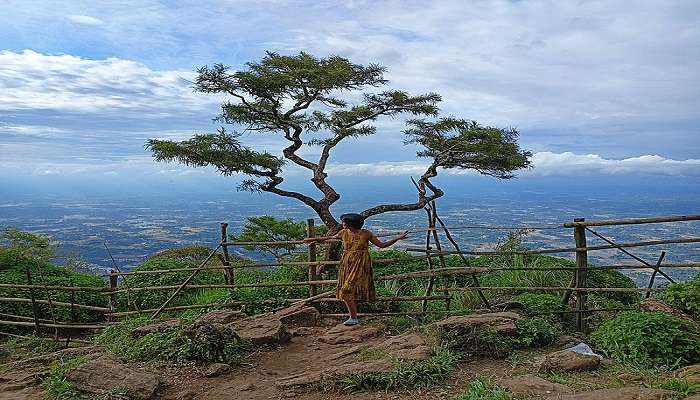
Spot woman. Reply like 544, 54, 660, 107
304, 213, 408, 326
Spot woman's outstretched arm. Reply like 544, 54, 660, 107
370, 231, 409, 249
303, 230, 342, 244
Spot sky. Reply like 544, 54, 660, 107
0, 0, 699, 193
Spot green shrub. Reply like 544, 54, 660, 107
656, 377, 700, 398
454, 376, 513, 400
514, 317, 560, 347
590, 311, 700, 368
512, 293, 565, 315
323, 347, 460, 391
42, 356, 87, 400
659, 274, 700, 320
95, 316, 249, 366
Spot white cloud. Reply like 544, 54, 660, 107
0, 50, 217, 114
66, 15, 104, 26
325, 153, 700, 177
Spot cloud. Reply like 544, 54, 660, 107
0, 50, 216, 114
325, 153, 700, 177
66, 15, 104, 26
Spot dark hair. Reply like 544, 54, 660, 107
340, 213, 365, 229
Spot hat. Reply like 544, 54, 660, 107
340, 213, 365, 229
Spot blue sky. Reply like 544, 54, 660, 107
1, 0, 699, 186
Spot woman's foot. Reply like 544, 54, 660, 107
343, 317, 359, 326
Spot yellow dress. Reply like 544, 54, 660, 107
336, 228, 376, 302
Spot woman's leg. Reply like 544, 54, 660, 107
343, 299, 358, 319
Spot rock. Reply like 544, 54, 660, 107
66, 355, 159, 400
499, 374, 570, 397
176, 390, 198, 400
640, 299, 694, 321
675, 364, 700, 384
290, 327, 318, 336
130, 319, 180, 339
317, 324, 383, 345
554, 335, 583, 350
535, 349, 601, 372
183, 321, 241, 361
616, 373, 645, 384
435, 312, 522, 335
232, 313, 291, 345
276, 359, 393, 387
557, 387, 676, 400
194, 309, 245, 325
682, 394, 700, 400
203, 363, 231, 377
376, 333, 432, 361
277, 304, 320, 328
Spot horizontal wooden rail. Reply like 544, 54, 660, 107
0, 331, 92, 345
563, 214, 700, 227
407, 237, 700, 256
286, 295, 451, 303
449, 286, 666, 292
109, 280, 338, 294
105, 301, 247, 317
0, 297, 111, 312
0, 312, 55, 324
0, 320, 105, 330
0, 283, 108, 292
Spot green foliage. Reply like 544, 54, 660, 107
656, 377, 700, 397
659, 274, 700, 319
453, 376, 513, 400
95, 316, 249, 366
42, 356, 87, 400
514, 317, 560, 347
324, 347, 460, 391
5, 335, 64, 354
590, 311, 700, 369
232, 216, 307, 260
512, 293, 565, 315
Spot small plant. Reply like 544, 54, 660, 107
659, 274, 700, 320
42, 356, 86, 400
512, 293, 565, 316
656, 377, 700, 398
590, 311, 700, 369
323, 347, 460, 391
514, 317, 560, 347
453, 376, 513, 400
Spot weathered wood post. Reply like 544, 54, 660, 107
24, 266, 41, 333
220, 223, 233, 285
428, 202, 451, 312
306, 219, 318, 297
573, 218, 588, 332
108, 271, 118, 322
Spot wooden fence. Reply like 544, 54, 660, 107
1, 209, 698, 341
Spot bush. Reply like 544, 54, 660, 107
659, 274, 700, 320
512, 293, 565, 316
95, 316, 249, 366
590, 311, 700, 369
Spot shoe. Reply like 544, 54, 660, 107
343, 317, 359, 326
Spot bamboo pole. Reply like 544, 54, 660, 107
0, 331, 91, 344
0, 283, 108, 292
0, 320, 105, 330
220, 223, 234, 285
564, 214, 700, 227
422, 205, 435, 313
585, 227, 676, 284
449, 286, 667, 292
286, 295, 450, 303
306, 219, 317, 297
405, 237, 700, 256
105, 241, 140, 312
113, 279, 338, 294
150, 243, 222, 319
573, 218, 588, 332
24, 266, 41, 333
106, 301, 245, 317
0, 297, 110, 312
646, 252, 667, 298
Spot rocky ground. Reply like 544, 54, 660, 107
1, 305, 698, 400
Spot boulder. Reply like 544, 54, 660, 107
231, 313, 291, 345
317, 324, 383, 345
640, 299, 694, 321
130, 319, 179, 339
375, 333, 432, 361
277, 304, 320, 328
435, 312, 522, 336
276, 359, 393, 387
535, 349, 601, 372
499, 374, 570, 397
557, 387, 676, 400
675, 363, 700, 384
203, 363, 231, 377
66, 355, 159, 400
194, 309, 245, 325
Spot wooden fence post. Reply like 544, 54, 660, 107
108, 271, 118, 323
220, 223, 233, 285
573, 218, 588, 333
306, 219, 317, 297
24, 266, 41, 333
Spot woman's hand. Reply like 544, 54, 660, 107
397, 230, 409, 240
303, 237, 318, 244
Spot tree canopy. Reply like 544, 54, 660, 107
148, 52, 532, 229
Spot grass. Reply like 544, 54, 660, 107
321, 347, 461, 392
453, 376, 513, 400
655, 377, 700, 398
42, 356, 87, 400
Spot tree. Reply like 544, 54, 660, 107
148, 52, 532, 234
232, 216, 327, 261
